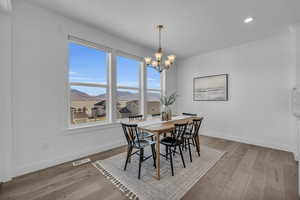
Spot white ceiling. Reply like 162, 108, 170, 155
26, 0, 300, 58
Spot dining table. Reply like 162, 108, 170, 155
131, 115, 200, 180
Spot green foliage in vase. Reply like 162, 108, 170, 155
160, 92, 178, 107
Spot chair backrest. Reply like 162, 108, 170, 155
182, 112, 197, 116
152, 113, 161, 117
121, 123, 141, 148
191, 118, 203, 138
128, 114, 143, 121
172, 123, 188, 144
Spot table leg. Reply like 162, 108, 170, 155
155, 134, 160, 180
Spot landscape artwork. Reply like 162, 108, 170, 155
193, 74, 228, 101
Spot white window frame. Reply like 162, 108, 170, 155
66, 36, 166, 130
115, 51, 143, 119
145, 65, 163, 116
67, 36, 112, 128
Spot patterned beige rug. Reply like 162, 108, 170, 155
93, 145, 225, 200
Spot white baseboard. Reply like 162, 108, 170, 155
293, 152, 299, 161
200, 129, 295, 155
14, 140, 124, 177
9, 131, 298, 179
0, 176, 12, 183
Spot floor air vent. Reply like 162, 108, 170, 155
72, 158, 91, 166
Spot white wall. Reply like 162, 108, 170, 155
0, 0, 11, 12
176, 31, 296, 153
293, 23, 300, 196
296, 25, 300, 85
0, 10, 13, 182
5, 0, 162, 179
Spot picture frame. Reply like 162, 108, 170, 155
193, 74, 228, 101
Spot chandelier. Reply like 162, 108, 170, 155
144, 25, 176, 72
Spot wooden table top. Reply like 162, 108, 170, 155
138, 115, 198, 134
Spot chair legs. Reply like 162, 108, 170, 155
151, 144, 156, 168
178, 145, 186, 168
124, 146, 133, 171
138, 148, 144, 179
169, 147, 174, 176
165, 145, 169, 160
188, 140, 192, 162
194, 137, 201, 157
165, 144, 186, 176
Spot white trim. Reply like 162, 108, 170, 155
67, 38, 110, 130
116, 52, 143, 117
65, 122, 120, 135
0, 11, 13, 182
65, 35, 159, 131
68, 35, 112, 52
147, 88, 161, 92
116, 85, 139, 90
200, 129, 294, 153
115, 50, 143, 62
14, 140, 124, 177
141, 62, 147, 117
108, 50, 117, 122
70, 82, 108, 88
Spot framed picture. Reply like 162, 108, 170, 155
193, 74, 228, 101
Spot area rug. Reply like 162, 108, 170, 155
93, 145, 225, 200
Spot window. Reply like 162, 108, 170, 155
69, 42, 108, 125
67, 36, 165, 128
147, 66, 161, 116
116, 55, 141, 119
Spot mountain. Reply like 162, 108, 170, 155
71, 89, 160, 101
70, 89, 103, 101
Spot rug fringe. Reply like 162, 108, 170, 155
92, 162, 139, 200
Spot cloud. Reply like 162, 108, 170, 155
70, 76, 91, 81
69, 71, 78, 75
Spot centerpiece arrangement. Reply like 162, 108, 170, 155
160, 92, 177, 121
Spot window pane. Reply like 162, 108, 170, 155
147, 66, 161, 90
117, 56, 140, 88
69, 42, 107, 84
147, 90, 161, 116
117, 89, 140, 119
70, 86, 107, 125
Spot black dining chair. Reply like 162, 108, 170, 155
182, 112, 197, 116
128, 114, 143, 121
121, 123, 156, 179
128, 114, 154, 140
160, 123, 187, 176
183, 118, 203, 162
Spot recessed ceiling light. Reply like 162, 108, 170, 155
244, 17, 254, 24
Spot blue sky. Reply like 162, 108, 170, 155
69, 42, 160, 96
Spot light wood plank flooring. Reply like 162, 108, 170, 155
0, 136, 298, 200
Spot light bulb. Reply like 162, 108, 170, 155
244, 17, 254, 24
144, 57, 151, 65
165, 60, 171, 66
168, 55, 176, 63
152, 60, 158, 67
155, 52, 162, 61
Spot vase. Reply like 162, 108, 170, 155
162, 106, 172, 121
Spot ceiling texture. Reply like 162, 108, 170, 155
26, 0, 300, 58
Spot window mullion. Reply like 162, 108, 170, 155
108, 50, 117, 122
140, 62, 146, 118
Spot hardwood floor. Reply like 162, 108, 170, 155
0, 136, 298, 200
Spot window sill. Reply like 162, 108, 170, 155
63, 121, 121, 135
